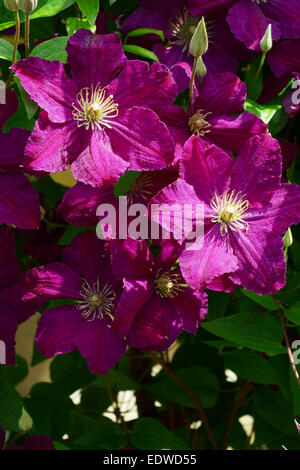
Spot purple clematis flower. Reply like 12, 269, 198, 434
5, 433, 55, 450
122, 0, 241, 80
59, 169, 178, 226
267, 40, 300, 77
22, 230, 126, 374
12, 30, 176, 188
0, 90, 40, 229
225, 0, 300, 51
151, 134, 300, 295
110, 238, 207, 350
163, 72, 267, 156
0, 227, 41, 365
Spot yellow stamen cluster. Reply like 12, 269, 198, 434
127, 174, 153, 205
188, 109, 212, 137
76, 278, 116, 321
155, 271, 186, 298
72, 83, 118, 131
210, 190, 251, 236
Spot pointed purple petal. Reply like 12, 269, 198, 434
0, 227, 19, 289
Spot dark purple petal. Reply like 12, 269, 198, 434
267, 40, 300, 77
262, 0, 300, 40
12, 58, 77, 123
0, 128, 30, 171
0, 173, 40, 229
22, 262, 82, 302
0, 90, 18, 128
188, 0, 233, 15
66, 30, 127, 89
7, 435, 55, 450
278, 139, 299, 171
170, 288, 208, 334
108, 61, 177, 118
0, 310, 17, 365
0, 227, 19, 289
111, 239, 154, 280
59, 183, 115, 225
227, 0, 281, 51
111, 278, 154, 338
108, 107, 175, 171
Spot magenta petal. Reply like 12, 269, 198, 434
188, 0, 233, 15
36, 305, 82, 357
23, 262, 82, 302
70, 129, 129, 187
230, 134, 282, 202
0, 227, 19, 289
0, 128, 30, 170
59, 183, 115, 225
194, 72, 246, 115
267, 40, 300, 77
0, 173, 40, 229
66, 30, 126, 89
126, 295, 170, 349
107, 107, 174, 171
111, 278, 154, 338
229, 229, 286, 294
262, 0, 300, 39
111, 239, 154, 280
179, 224, 238, 291
207, 112, 268, 154
108, 61, 177, 118
0, 89, 18, 128
12, 58, 77, 123
227, 0, 281, 51
25, 111, 77, 173
74, 319, 126, 374
180, 136, 233, 204
170, 289, 208, 335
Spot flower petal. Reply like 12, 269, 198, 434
0, 227, 19, 289
111, 239, 154, 280
12, 58, 77, 123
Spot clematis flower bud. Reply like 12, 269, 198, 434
260, 24, 272, 54
18, 407, 33, 432
195, 56, 207, 81
283, 228, 293, 250
4, 0, 19, 11
18, 0, 38, 13
189, 16, 208, 59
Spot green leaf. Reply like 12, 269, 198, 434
66, 17, 94, 36
73, 422, 126, 450
2, 92, 35, 133
0, 0, 76, 31
15, 77, 38, 120
77, 0, 100, 25
145, 366, 219, 409
58, 226, 90, 246
0, 38, 20, 61
283, 301, 300, 325
202, 312, 285, 355
206, 290, 230, 320
91, 369, 141, 392
30, 36, 69, 63
113, 170, 140, 198
290, 365, 300, 416
131, 418, 189, 450
244, 56, 264, 101
244, 98, 281, 124
126, 28, 164, 42
53, 441, 70, 450
0, 381, 23, 431
50, 352, 94, 395
224, 349, 277, 384
0, 355, 29, 386
241, 289, 278, 310
123, 45, 158, 62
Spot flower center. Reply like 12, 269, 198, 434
210, 190, 251, 236
127, 174, 153, 204
170, 10, 199, 51
155, 271, 186, 298
76, 278, 116, 321
252, 0, 267, 4
189, 109, 212, 137
72, 83, 119, 131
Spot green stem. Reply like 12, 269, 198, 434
188, 56, 198, 110
25, 12, 30, 58
7, 10, 20, 87
249, 52, 266, 96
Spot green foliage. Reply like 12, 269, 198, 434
131, 418, 189, 450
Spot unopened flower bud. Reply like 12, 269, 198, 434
195, 56, 207, 81
283, 228, 293, 250
4, 0, 19, 11
18, 407, 33, 432
18, 0, 38, 13
189, 16, 208, 58
260, 24, 272, 54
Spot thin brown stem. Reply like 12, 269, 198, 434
7, 10, 20, 86
188, 56, 198, 109
149, 351, 218, 449
222, 380, 252, 450
278, 310, 300, 387
25, 12, 30, 58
